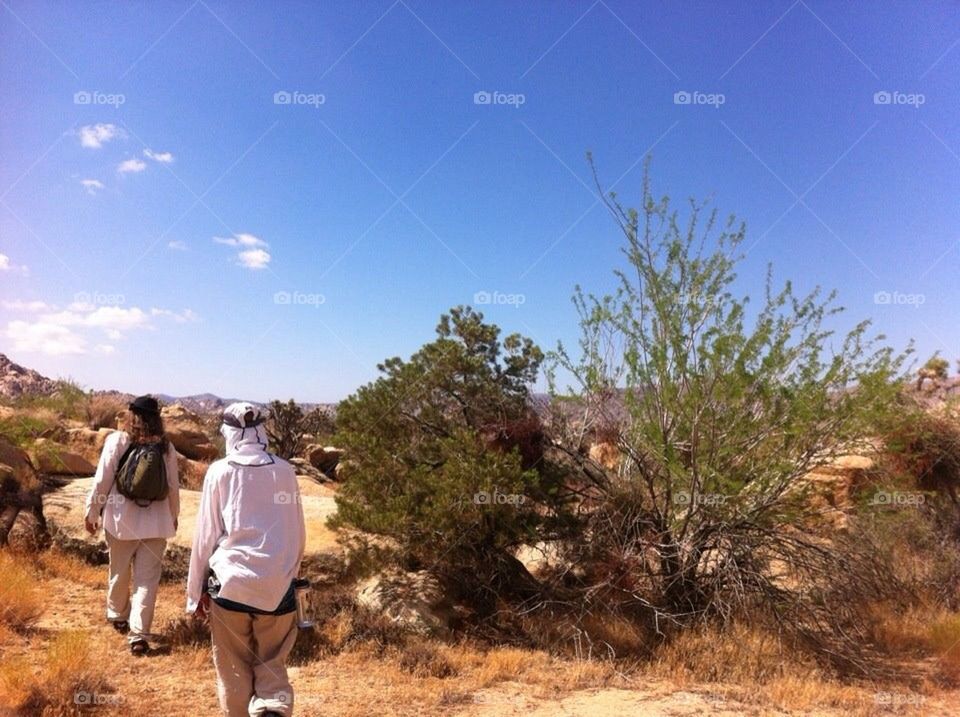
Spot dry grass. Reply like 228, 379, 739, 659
0, 630, 116, 716
0, 550, 44, 631
927, 613, 960, 682
34, 547, 104, 587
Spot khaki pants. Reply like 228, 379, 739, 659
210, 602, 298, 717
104, 531, 166, 643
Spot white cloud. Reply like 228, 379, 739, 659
78, 123, 122, 149
144, 148, 174, 163
2, 300, 52, 312
213, 234, 272, 270
4, 302, 199, 355
6, 320, 86, 355
150, 307, 199, 323
0, 253, 28, 275
80, 178, 104, 195
167, 240, 188, 251
213, 233, 268, 248
117, 158, 147, 174
238, 248, 271, 270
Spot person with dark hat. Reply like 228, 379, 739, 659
85, 394, 180, 655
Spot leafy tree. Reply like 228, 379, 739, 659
549, 158, 909, 671
266, 399, 333, 459
331, 307, 564, 611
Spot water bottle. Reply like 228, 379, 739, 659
294, 578, 314, 629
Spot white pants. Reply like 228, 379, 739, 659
210, 602, 298, 716
104, 531, 166, 643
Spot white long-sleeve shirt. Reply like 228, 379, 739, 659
185, 449, 306, 613
84, 431, 180, 541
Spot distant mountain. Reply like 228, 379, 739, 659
0, 353, 58, 398
0, 353, 336, 414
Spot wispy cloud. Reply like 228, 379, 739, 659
6, 321, 86, 355
168, 240, 188, 251
214, 233, 272, 269
78, 123, 122, 149
213, 233, 267, 248
2, 300, 52, 312
117, 158, 147, 174
144, 148, 174, 163
80, 178, 104, 195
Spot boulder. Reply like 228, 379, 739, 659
65, 427, 114, 465
176, 451, 209, 491
355, 569, 454, 635
588, 441, 621, 469
305, 445, 344, 478
0, 436, 46, 547
30, 438, 96, 476
161, 405, 220, 461
289, 457, 330, 483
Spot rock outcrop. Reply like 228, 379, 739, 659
29, 438, 96, 476
355, 569, 454, 635
304, 445, 344, 479
161, 405, 220, 461
0, 353, 58, 398
0, 436, 47, 546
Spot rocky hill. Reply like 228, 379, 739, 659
0, 353, 58, 398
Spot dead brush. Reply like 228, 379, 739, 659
0, 549, 44, 631
395, 639, 458, 678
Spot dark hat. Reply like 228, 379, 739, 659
129, 395, 160, 416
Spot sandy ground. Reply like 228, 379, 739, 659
22, 477, 953, 716
43, 475, 340, 554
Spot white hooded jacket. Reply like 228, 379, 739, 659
186, 403, 306, 613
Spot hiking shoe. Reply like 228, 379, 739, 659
130, 639, 149, 656
111, 620, 129, 633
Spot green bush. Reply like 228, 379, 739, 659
331, 307, 566, 611
549, 158, 909, 672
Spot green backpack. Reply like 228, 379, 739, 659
116, 441, 169, 507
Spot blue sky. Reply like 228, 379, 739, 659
1, 1, 956, 402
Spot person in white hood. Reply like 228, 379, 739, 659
187, 402, 306, 717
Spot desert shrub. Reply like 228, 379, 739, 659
331, 307, 570, 614
84, 394, 125, 430
163, 614, 211, 649
547, 159, 908, 673
0, 550, 43, 630
266, 399, 334, 459
6, 379, 88, 421
0, 415, 57, 448
884, 409, 960, 506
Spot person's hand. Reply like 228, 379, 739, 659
84, 518, 97, 535
194, 592, 210, 621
